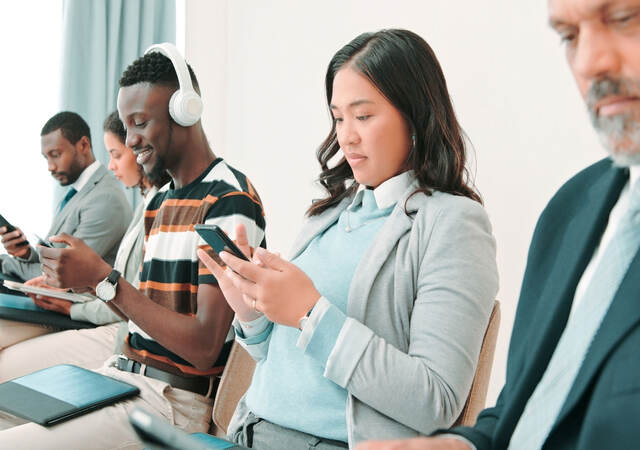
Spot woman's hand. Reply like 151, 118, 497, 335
197, 224, 263, 323
220, 247, 321, 328
24, 275, 73, 316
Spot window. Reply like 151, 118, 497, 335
0, 2, 62, 247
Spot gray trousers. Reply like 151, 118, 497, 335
231, 411, 349, 450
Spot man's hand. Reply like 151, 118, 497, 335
38, 233, 111, 290
0, 226, 30, 258
24, 275, 73, 316
355, 437, 471, 450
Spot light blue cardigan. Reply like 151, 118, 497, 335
229, 179, 499, 447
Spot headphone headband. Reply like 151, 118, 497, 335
145, 43, 195, 93
143, 43, 203, 127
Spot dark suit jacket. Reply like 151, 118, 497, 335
447, 158, 640, 449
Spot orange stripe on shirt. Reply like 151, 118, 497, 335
221, 191, 264, 210
139, 280, 198, 293
126, 337, 224, 376
148, 224, 195, 235
159, 195, 219, 208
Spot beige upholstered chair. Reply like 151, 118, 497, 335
453, 300, 501, 427
212, 341, 256, 436
211, 300, 501, 435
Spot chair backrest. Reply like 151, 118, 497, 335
211, 301, 501, 435
453, 300, 501, 427
211, 340, 256, 436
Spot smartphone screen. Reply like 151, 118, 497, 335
194, 224, 249, 262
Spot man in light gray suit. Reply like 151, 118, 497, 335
0, 111, 131, 282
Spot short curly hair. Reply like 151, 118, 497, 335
119, 51, 199, 94
41, 111, 92, 147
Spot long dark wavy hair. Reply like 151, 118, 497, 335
307, 29, 480, 217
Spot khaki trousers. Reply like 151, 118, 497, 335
0, 322, 119, 383
0, 355, 213, 449
0, 319, 52, 350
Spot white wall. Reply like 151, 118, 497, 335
185, 0, 605, 405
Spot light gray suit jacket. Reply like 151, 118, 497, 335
230, 180, 499, 447
0, 164, 132, 281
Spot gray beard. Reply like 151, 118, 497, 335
591, 112, 640, 166
587, 78, 640, 167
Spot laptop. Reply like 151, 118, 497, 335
0, 364, 139, 425
129, 407, 249, 450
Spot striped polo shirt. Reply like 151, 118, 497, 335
122, 158, 266, 376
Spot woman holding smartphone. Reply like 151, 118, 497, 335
199, 29, 498, 449
0, 112, 169, 382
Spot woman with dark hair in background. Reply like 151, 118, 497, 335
199, 29, 498, 449
0, 111, 169, 382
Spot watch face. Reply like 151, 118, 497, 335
96, 281, 116, 301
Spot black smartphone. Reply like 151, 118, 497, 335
0, 213, 16, 233
194, 224, 249, 262
0, 213, 29, 246
129, 407, 248, 449
34, 234, 53, 248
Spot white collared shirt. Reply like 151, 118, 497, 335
69, 160, 101, 192
347, 170, 416, 211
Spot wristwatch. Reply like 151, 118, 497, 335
95, 269, 121, 302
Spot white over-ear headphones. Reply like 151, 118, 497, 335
144, 43, 203, 127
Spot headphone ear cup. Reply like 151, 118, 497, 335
169, 90, 203, 127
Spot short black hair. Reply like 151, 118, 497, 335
41, 111, 92, 146
119, 51, 200, 94
103, 111, 126, 143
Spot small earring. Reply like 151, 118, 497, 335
411, 134, 416, 147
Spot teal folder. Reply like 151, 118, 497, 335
0, 292, 95, 330
0, 364, 139, 425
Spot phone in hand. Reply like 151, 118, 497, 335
0, 213, 29, 246
194, 224, 249, 262
0, 213, 16, 233
34, 234, 53, 248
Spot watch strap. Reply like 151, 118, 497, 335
107, 269, 121, 285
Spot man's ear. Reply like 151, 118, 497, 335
77, 135, 92, 156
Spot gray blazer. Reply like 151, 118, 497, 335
229, 180, 499, 447
0, 164, 132, 281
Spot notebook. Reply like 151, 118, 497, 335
129, 407, 249, 450
3, 280, 93, 303
0, 364, 139, 425
0, 292, 95, 330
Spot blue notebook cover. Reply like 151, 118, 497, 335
0, 364, 139, 425
0, 293, 95, 329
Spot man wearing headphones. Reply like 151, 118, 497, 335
0, 45, 266, 448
